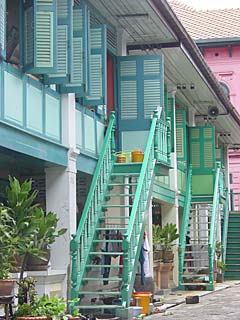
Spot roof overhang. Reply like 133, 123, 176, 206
88, 0, 240, 146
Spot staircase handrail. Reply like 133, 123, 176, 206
222, 188, 229, 264
122, 111, 159, 307
178, 165, 192, 286
208, 162, 221, 286
70, 112, 116, 299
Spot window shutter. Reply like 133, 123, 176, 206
190, 126, 215, 172
21, 0, 57, 74
176, 109, 186, 162
117, 55, 164, 131
59, 3, 89, 95
44, 0, 72, 84
83, 24, 107, 107
167, 97, 175, 152
0, 0, 6, 59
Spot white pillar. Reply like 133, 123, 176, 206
45, 93, 79, 298
146, 197, 154, 277
117, 28, 128, 56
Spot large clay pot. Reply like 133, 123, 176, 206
162, 250, 174, 263
26, 250, 50, 271
0, 279, 16, 295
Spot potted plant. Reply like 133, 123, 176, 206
15, 277, 67, 320
0, 206, 18, 295
160, 223, 179, 263
152, 224, 162, 261
216, 261, 226, 283
158, 223, 179, 289
26, 208, 67, 271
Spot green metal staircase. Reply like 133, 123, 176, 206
179, 163, 223, 290
70, 111, 171, 313
225, 211, 240, 280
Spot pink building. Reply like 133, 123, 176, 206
169, 0, 240, 208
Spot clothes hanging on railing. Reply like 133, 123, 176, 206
139, 232, 151, 285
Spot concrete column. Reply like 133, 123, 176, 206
45, 93, 79, 297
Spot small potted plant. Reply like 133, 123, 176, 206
152, 224, 162, 261
216, 261, 226, 283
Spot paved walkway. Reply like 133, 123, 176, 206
148, 281, 240, 319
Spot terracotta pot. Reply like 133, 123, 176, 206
26, 250, 50, 271
0, 278, 16, 295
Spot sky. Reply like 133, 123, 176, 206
176, 0, 240, 10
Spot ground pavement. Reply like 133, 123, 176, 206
148, 282, 240, 319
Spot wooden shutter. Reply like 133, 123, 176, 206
117, 55, 164, 131
21, 0, 57, 74
190, 126, 215, 172
176, 109, 186, 162
0, 0, 6, 59
83, 25, 107, 107
167, 97, 175, 152
44, 0, 72, 84
60, 3, 89, 95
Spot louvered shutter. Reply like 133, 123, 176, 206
60, 3, 89, 95
190, 126, 215, 171
117, 55, 164, 131
190, 126, 215, 195
167, 97, 175, 152
44, 0, 72, 84
21, 0, 57, 74
83, 25, 107, 106
0, 0, 6, 59
176, 109, 186, 162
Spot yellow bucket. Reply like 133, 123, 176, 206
132, 292, 152, 314
131, 150, 144, 162
115, 151, 132, 163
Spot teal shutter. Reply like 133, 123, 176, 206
60, 3, 89, 95
83, 25, 107, 107
190, 126, 215, 172
167, 97, 175, 152
175, 109, 186, 162
190, 126, 216, 196
117, 55, 164, 131
0, 0, 6, 59
21, 0, 57, 74
44, 0, 72, 84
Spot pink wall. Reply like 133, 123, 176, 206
204, 46, 240, 199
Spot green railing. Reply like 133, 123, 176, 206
178, 165, 192, 289
121, 111, 159, 307
154, 117, 171, 166
222, 189, 229, 264
70, 112, 116, 300
208, 162, 221, 289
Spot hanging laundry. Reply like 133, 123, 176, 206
139, 231, 151, 285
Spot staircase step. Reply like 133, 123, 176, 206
90, 251, 124, 255
108, 183, 138, 187
182, 274, 209, 277
181, 282, 208, 286
184, 266, 208, 270
96, 227, 127, 231
86, 264, 123, 268
184, 258, 208, 261
102, 205, 133, 208
111, 172, 140, 177
80, 291, 121, 295
100, 216, 130, 220
106, 193, 135, 197
93, 239, 122, 243
77, 305, 122, 309
83, 277, 122, 281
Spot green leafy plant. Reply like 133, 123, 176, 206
217, 261, 226, 273
0, 206, 18, 278
35, 295, 67, 320
159, 223, 179, 251
152, 224, 162, 250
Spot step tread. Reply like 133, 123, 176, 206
102, 205, 133, 208
106, 193, 135, 197
86, 264, 123, 268
96, 227, 127, 231
93, 239, 122, 243
181, 282, 208, 285
83, 277, 122, 281
108, 183, 138, 187
100, 216, 129, 220
90, 251, 124, 256
111, 172, 140, 176
182, 274, 209, 277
